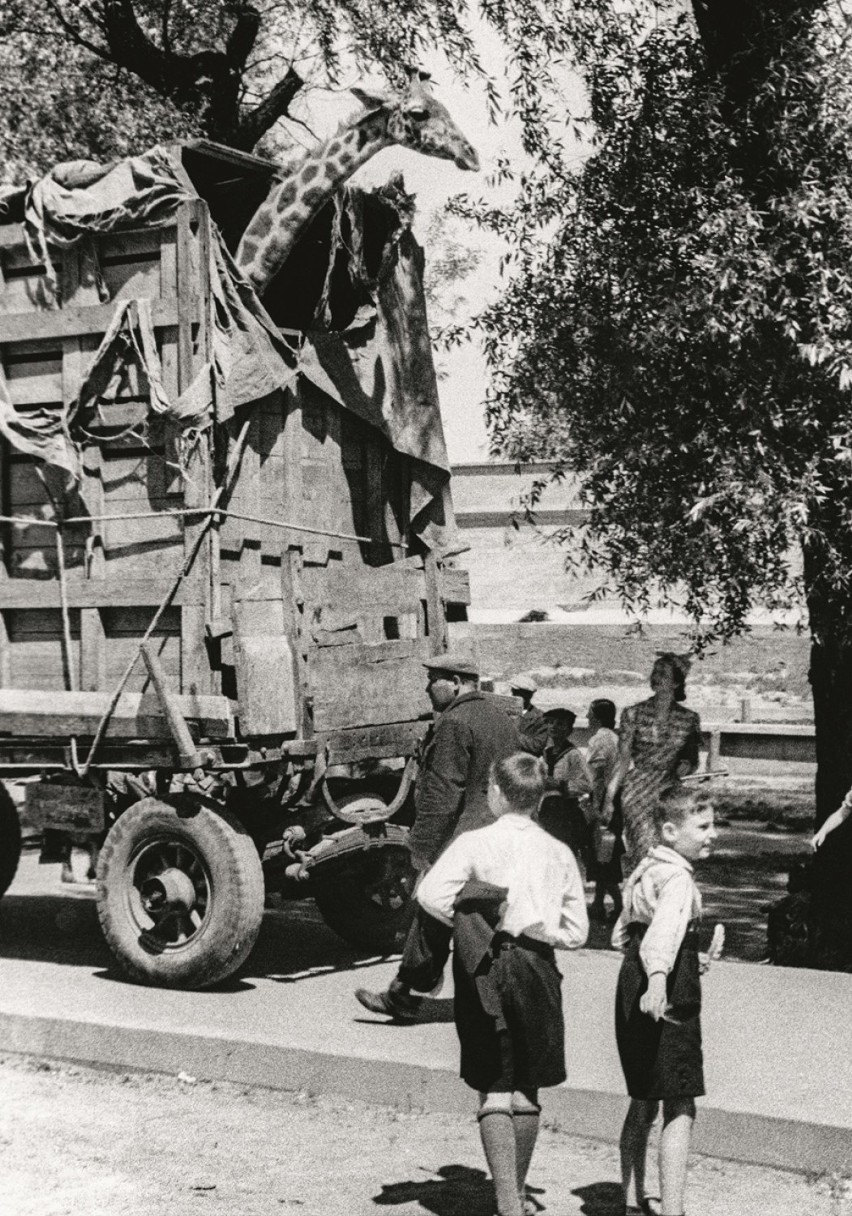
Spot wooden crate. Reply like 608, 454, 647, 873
0, 149, 470, 744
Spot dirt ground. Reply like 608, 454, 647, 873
0, 1054, 847, 1216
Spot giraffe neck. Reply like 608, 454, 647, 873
236, 116, 392, 294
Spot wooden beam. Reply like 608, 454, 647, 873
0, 300, 189, 345
176, 199, 213, 694
140, 642, 201, 767
423, 550, 448, 655
0, 687, 234, 739
0, 578, 195, 609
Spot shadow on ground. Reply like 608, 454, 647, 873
373, 1164, 493, 1215
1, 820, 812, 983
572, 1180, 631, 1214
0, 852, 399, 986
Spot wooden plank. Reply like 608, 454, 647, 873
0, 579, 194, 609
0, 274, 57, 316
438, 565, 471, 606
79, 608, 106, 691
0, 612, 9, 687
235, 409, 262, 594
99, 229, 172, 261
101, 259, 161, 305
232, 598, 298, 736
281, 547, 312, 737
61, 245, 106, 695
176, 200, 213, 694
423, 549, 448, 654
304, 562, 426, 615
308, 637, 431, 732
0, 299, 187, 344
0, 687, 233, 738
0, 220, 174, 253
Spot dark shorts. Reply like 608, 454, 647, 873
615, 924, 705, 1101
453, 934, 566, 1094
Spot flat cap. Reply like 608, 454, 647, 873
423, 652, 479, 678
542, 696, 578, 720
509, 674, 537, 693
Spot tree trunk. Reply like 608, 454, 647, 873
804, 629, 852, 969
770, 537, 852, 970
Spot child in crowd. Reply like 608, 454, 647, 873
586, 697, 623, 920
416, 752, 589, 1216
811, 788, 852, 850
612, 785, 721, 1216
539, 703, 593, 860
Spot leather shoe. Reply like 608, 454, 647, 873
355, 985, 420, 1022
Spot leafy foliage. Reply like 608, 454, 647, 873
0, 0, 595, 179
469, 5, 852, 648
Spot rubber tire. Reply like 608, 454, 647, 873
96, 797, 265, 989
0, 781, 22, 899
313, 843, 416, 955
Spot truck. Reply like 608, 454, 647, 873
0, 140, 473, 988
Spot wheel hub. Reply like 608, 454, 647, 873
140, 867, 198, 916
127, 836, 211, 949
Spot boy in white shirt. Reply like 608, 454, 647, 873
611, 785, 721, 1216
417, 752, 589, 1216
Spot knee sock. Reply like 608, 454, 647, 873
513, 1108, 540, 1197
478, 1110, 522, 1216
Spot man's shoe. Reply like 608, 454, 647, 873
355, 985, 420, 1022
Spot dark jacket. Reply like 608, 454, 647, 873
518, 705, 548, 757
409, 691, 521, 865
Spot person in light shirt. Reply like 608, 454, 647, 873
611, 785, 722, 1216
417, 753, 588, 1216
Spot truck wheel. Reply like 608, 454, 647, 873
0, 782, 22, 899
96, 798, 264, 989
313, 844, 416, 955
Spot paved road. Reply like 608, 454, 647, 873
0, 850, 850, 1175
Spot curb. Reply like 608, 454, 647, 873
2, 1010, 849, 1176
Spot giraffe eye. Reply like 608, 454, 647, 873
403, 104, 430, 120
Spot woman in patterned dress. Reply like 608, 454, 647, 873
604, 653, 702, 874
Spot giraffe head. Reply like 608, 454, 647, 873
350, 72, 480, 172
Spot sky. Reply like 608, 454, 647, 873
283, 25, 587, 464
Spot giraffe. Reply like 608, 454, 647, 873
235, 73, 480, 296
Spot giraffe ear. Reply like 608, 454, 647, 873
350, 86, 390, 112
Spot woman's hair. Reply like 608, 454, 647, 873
651, 654, 687, 702
590, 698, 617, 729
491, 752, 547, 814
653, 783, 709, 834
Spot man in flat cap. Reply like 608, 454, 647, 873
538, 701, 593, 860
356, 652, 520, 1021
510, 673, 548, 757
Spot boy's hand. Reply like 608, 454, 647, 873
699, 923, 725, 974
811, 826, 827, 852
640, 973, 668, 1021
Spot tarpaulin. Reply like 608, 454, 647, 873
295, 191, 456, 552
0, 360, 79, 479
23, 147, 191, 296
1, 144, 459, 553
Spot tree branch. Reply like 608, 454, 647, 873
226, 2, 260, 71
237, 65, 304, 150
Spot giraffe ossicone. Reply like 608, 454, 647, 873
236, 74, 480, 296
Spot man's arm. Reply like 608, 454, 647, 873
408, 716, 472, 865
415, 834, 475, 925
518, 713, 548, 756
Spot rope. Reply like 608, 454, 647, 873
0, 508, 408, 550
